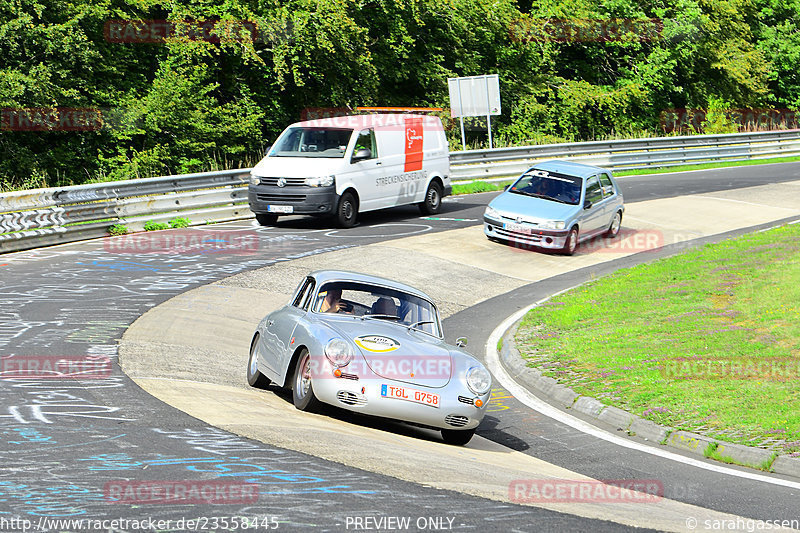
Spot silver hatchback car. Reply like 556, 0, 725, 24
483, 160, 624, 255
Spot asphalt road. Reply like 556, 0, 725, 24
2, 162, 800, 532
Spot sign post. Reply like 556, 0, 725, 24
448, 74, 501, 150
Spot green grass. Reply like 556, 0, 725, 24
451, 180, 512, 195
614, 155, 800, 177
515, 222, 800, 455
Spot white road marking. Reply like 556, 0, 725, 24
485, 292, 800, 491
324, 223, 432, 238
692, 195, 800, 210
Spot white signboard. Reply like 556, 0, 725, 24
448, 75, 501, 118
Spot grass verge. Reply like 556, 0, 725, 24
613, 155, 800, 177
515, 222, 800, 455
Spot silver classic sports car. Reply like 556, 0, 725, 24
246, 270, 492, 445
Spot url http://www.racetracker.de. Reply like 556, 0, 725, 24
0, 515, 282, 532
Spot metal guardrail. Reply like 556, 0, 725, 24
450, 130, 800, 181
0, 170, 251, 253
2, 130, 799, 254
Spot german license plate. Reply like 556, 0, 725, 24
504, 223, 531, 234
381, 384, 440, 408
267, 205, 293, 214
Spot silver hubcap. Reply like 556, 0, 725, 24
343, 202, 353, 219
568, 231, 577, 252
249, 348, 258, 377
295, 354, 311, 398
429, 188, 439, 207
611, 213, 621, 234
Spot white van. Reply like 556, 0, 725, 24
247, 114, 451, 227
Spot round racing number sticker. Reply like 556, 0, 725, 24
354, 335, 401, 353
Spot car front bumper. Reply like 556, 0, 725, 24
483, 216, 569, 250
248, 184, 337, 216
313, 373, 490, 431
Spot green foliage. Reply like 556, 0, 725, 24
168, 217, 191, 229
702, 97, 739, 134
1, 0, 798, 189
107, 224, 129, 236
143, 220, 169, 231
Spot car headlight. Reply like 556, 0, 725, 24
466, 366, 491, 395
540, 220, 566, 230
249, 174, 261, 186
484, 206, 499, 219
325, 338, 353, 367
305, 175, 335, 187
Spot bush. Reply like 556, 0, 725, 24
169, 217, 191, 229
143, 220, 170, 231
107, 224, 129, 236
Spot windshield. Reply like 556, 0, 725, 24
313, 281, 441, 337
510, 170, 583, 205
269, 127, 353, 158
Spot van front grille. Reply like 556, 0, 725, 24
257, 194, 307, 203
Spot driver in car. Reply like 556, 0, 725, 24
320, 289, 350, 313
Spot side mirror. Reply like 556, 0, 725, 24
503, 185, 509, 191
584, 199, 592, 210
263, 144, 273, 157
456, 337, 468, 347
352, 148, 371, 161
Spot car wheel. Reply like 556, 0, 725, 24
292, 349, 321, 411
247, 334, 271, 388
561, 227, 579, 255
604, 211, 622, 238
335, 192, 358, 228
441, 428, 476, 446
418, 181, 443, 215
255, 213, 278, 226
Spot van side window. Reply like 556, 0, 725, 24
352, 129, 377, 162
599, 173, 615, 198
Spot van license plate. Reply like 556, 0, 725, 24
268, 205, 293, 214
381, 384, 440, 408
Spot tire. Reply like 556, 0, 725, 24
441, 428, 476, 446
255, 213, 278, 226
292, 349, 321, 411
246, 334, 270, 388
604, 211, 622, 238
335, 191, 358, 228
561, 227, 579, 256
418, 181, 443, 215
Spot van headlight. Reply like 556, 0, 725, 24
540, 220, 566, 230
249, 174, 261, 186
466, 366, 491, 395
325, 338, 353, 367
484, 206, 499, 219
305, 175, 335, 187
